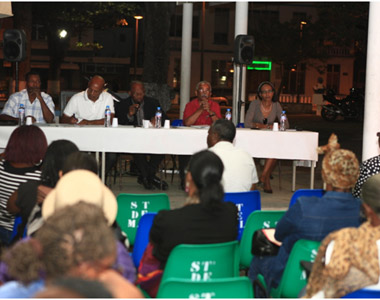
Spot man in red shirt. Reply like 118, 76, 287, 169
183, 81, 221, 126
179, 81, 222, 189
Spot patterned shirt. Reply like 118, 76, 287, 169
353, 155, 380, 198
0, 160, 41, 232
1, 89, 55, 124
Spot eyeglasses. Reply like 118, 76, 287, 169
260, 90, 274, 95
263, 118, 268, 125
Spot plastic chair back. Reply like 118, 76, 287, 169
157, 277, 253, 298
239, 210, 286, 269
132, 212, 157, 268
289, 189, 324, 208
116, 193, 170, 245
342, 288, 380, 298
224, 190, 261, 240
270, 239, 320, 298
161, 241, 239, 283
11, 216, 26, 241
171, 119, 183, 127
237, 122, 245, 128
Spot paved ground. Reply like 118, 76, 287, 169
108, 114, 363, 210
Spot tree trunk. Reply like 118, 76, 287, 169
142, 2, 176, 112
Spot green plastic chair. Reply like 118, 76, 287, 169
157, 277, 253, 298
116, 193, 170, 245
161, 241, 240, 284
258, 239, 321, 298
239, 210, 286, 270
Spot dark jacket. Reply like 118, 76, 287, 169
115, 96, 167, 126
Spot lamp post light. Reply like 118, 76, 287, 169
58, 29, 68, 39
134, 15, 143, 79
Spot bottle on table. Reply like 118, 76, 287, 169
18, 104, 25, 126
155, 107, 162, 128
280, 110, 287, 131
104, 105, 111, 127
225, 108, 232, 121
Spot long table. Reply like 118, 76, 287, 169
0, 125, 319, 187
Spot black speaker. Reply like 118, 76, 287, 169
3, 29, 26, 62
234, 35, 255, 65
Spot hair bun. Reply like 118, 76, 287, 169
317, 133, 340, 154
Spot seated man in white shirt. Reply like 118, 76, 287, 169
61, 75, 117, 177
207, 119, 258, 192
0, 71, 55, 124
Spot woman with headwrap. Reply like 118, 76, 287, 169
248, 133, 362, 296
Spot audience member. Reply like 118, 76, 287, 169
115, 81, 168, 190
61, 151, 99, 175
179, 81, 222, 189
7, 140, 79, 239
34, 276, 113, 298
0, 126, 47, 246
137, 150, 238, 297
0, 71, 55, 124
306, 173, 380, 298
61, 75, 116, 177
244, 81, 289, 193
207, 119, 258, 192
41, 170, 136, 283
0, 202, 143, 298
353, 132, 380, 198
248, 133, 361, 296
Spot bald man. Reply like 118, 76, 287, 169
61, 75, 117, 178
61, 75, 115, 125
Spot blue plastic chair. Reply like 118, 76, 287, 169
289, 189, 324, 208
171, 119, 183, 127
342, 288, 380, 298
237, 122, 245, 128
224, 190, 261, 240
132, 212, 157, 268
11, 216, 26, 241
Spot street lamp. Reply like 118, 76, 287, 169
58, 29, 67, 39
134, 15, 143, 79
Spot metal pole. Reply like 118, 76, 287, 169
134, 19, 139, 79
15, 61, 19, 92
200, 1, 205, 80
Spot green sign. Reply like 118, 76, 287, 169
247, 61, 272, 71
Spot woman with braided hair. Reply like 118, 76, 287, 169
0, 202, 143, 298
137, 150, 238, 297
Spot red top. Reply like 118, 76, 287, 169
183, 98, 222, 125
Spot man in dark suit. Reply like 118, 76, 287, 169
115, 81, 168, 190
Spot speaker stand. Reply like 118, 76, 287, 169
15, 61, 19, 92
237, 63, 243, 125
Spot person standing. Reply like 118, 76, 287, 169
244, 81, 289, 193
0, 71, 55, 124
312, 77, 326, 116
115, 81, 168, 190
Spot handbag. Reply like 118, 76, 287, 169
251, 229, 280, 256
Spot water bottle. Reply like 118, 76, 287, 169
280, 110, 287, 131
225, 108, 232, 121
155, 107, 162, 128
104, 105, 111, 127
18, 104, 25, 126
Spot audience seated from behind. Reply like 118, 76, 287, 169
0, 202, 143, 298
353, 133, 380, 198
306, 173, 380, 298
248, 133, 362, 296
6, 140, 79, 239
0, 125, 47, 246
207, 119, 258, 192
137, 150, 238, 297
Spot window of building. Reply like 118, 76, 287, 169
170, 14, 199, 38
32, 24, 47, 41
283, 63, 306, 94
326, 64, 340, 93
213, 8, 229, 45
248, 10, 279, 32
211, 60, 234, 89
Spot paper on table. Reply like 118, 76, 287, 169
262, 228, 282, 246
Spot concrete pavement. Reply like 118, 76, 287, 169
108, 158, 324, 210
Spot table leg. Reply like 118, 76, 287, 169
310, 162, 315, 189
101, 151, 106, 183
